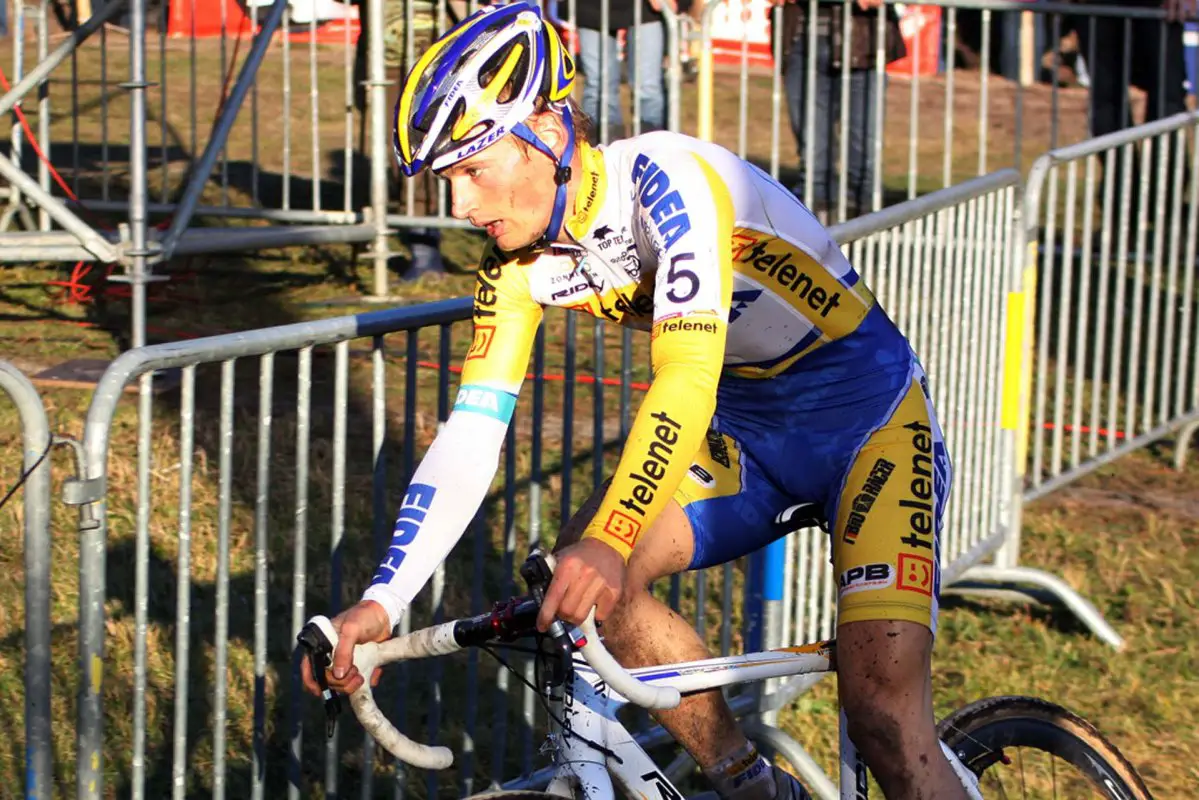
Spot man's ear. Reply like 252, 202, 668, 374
528, 111, 567, 158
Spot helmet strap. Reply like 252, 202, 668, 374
512, 102, 576, 246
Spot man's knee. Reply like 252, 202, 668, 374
837, 620, 937, 759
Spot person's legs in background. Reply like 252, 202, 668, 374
784, 27, 836, 216
844, 66, 883, 217
626, 20, 667, 133
578, 26, 625, 141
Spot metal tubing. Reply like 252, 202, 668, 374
131, 372, 153, 798
0, 363, 52, 800
288, 347, 313, 800
0, 0, 126, 118
172, 366, 196, 800
0, 155, 118, 261
128, 0, 149, 351
213, 359, 235, 799
252, 354, 274, 800
159, 0, 291, 259
369, 0, 392, 297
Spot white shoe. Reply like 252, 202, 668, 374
770, 766, 813, 800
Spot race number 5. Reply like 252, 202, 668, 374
665, 253, 699, 303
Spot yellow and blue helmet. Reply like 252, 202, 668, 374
393, 1, 576, 177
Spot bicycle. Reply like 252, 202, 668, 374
299, 552, 1152, 800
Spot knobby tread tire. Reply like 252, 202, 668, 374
937, 695, 1153, 800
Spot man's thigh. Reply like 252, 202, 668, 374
829, 369, 952, 635
556, 427, 793, 584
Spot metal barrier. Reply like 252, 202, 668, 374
0, 361, 54, 800
1019, 111, 1199, 503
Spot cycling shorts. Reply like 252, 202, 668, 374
672, 305, 953, 633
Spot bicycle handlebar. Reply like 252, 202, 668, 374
301, 555, 681, 770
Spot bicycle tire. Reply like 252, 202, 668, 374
937, 695, 1153, 800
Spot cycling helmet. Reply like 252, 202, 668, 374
394, 1, 578, 243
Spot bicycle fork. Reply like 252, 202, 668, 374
544, 674, 615, 800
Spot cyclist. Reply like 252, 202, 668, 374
303, 3, 964, 798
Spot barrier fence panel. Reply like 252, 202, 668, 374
1020, 111, 1199, 507
0, 360, 54, 800
68, 291, 761, 798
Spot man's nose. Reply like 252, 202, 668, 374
449, 180, 474, 221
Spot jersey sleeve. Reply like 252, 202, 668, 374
362, 245, 544, 629
580, 150, 736, 560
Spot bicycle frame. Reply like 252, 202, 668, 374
536, 642, 852, 800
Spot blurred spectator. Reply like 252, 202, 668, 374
774, 0, 905, 219
355, 0, 470, 281
573, 0, 687, 139
1070, 0, 1194, 227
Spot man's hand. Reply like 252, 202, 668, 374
301, 599, 391, 697
649, 0, 678, 12
1166, 0, 1198, 22
856, 0, 884, 10
537, 538, 627, 631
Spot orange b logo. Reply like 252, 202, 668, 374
602, 510, 642, 546
897, 554, 934, 596
467, 325, 495, 360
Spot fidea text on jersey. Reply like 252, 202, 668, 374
632, 154, 692, 250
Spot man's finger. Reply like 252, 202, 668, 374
301, 656, 320, 697
537, 566, 572, 631
331, 671, 365, 696
370, 667, 383, 689
594, 584, 621, 623
332, 624, 358, 680
562, 577, 605, 627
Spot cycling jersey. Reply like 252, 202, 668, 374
363, 131, 947, 633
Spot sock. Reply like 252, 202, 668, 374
702, 742, 776, 800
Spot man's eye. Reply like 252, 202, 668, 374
467, 167, 482, 179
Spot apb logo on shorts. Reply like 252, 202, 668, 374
838, 563, 894, 596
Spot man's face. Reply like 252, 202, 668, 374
441, 134, 557, 251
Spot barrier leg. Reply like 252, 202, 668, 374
1174, 420, 1199, 471
949, 565, 1125, 650
0, 363, 54, 800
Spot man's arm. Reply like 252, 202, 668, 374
362, 245, 544, 630
538, 147, 735, 629
303, 246, 543, 698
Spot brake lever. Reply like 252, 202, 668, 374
297, 620, 343, 738
520, 552, 575, 687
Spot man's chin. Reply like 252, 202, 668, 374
496, 230, 539, 251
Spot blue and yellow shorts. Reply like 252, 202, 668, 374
672, 306, 953, 633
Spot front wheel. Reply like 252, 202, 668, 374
938, 696, 1153, 799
